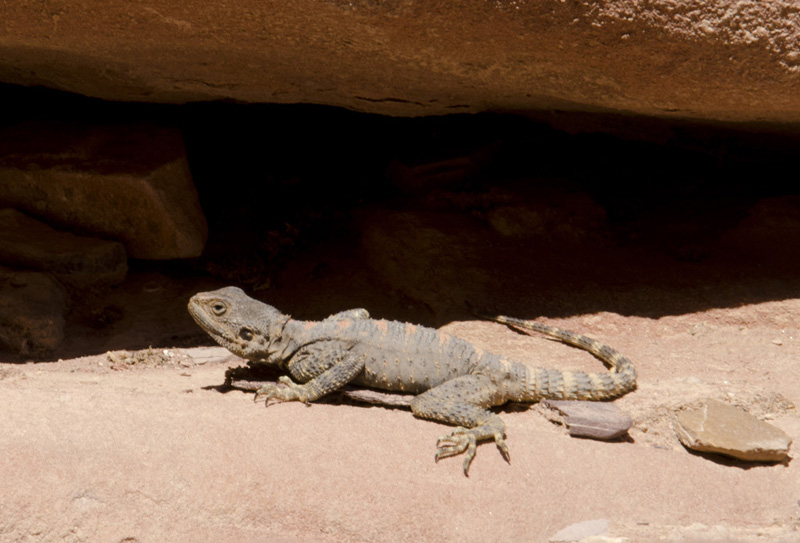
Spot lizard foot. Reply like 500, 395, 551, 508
254, 376, 309, 405
435, 426, 510, 476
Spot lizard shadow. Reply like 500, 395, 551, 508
203, 362, 645, 450
677, 445, 793, 470
203, 360, 541, 415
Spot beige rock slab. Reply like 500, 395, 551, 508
1, 1, 800, 123
674, 399, 793, 462
0, 122, 207, 260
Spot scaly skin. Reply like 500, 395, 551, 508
188, 287, 637, 475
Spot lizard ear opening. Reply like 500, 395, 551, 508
239, 328, 254, 341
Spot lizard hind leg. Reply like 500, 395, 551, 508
410, 375, 510, 476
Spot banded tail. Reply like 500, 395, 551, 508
479, 312, 637, 401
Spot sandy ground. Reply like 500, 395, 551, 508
2, 207, 800, 543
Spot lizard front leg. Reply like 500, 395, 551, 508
255, 343, 364, 405
410, 374, 510, 476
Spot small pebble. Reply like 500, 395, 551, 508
543, 400, 632, 440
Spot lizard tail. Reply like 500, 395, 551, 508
485, 313, 637, 401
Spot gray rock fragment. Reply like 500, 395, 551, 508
543, 400, 633, 440
674, 400, 792, 462
0, 208, 127, 289
0, 267, 66, 356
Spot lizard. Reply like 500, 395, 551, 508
188, 286, 637, 475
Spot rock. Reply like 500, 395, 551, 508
0, 267, 66, 356
359, 210, 493, 318
0, 122, 207, 260
387, 141, 501, 195
486, 191, 607, 245
0, 2, 799, 123
718, 196, 800, 266
549, 519, 610, 542
0, 208, 127, 289
542, 400, 633, 440
185, 346, 238, 366
674, 400, 792, 462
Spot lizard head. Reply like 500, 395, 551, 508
188, 286, 289, 362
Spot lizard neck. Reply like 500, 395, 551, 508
262, 317, 300, 366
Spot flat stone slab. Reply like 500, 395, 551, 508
0, 267, 66, 356
0, 122, 207, 260
674, 400, 793, 462
542, 400, 633, 440
2, 1, 799, 123
0, 208, 127, 289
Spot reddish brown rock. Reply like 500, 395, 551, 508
487, 191, 607, 246
359, 210, 492, 317
0, 2, 799, 123
0, 267, 66, 356
718, 196, 800, 266
0, 122, 207, 260
0, 208, 127, 289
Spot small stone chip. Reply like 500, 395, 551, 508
542, 400, 632, 440
549, 519, 610, 542
674, 400, 792, 462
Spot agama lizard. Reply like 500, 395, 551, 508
188, 287, 637, 475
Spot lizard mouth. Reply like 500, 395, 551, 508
187, 297, 225, 339
187, 294, 251, 357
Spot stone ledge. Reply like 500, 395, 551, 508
1, 1, 799, 123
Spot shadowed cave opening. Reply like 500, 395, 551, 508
1, 83, 799, 361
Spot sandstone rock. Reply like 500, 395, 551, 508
486, 191, 607, 245
542, 400, 633, 440
718, 196, 800, 266
359, 210, 492, 317
387, 142, 501, 195
0, 208, 127, 289
0, 267, 66, 356
0, 122, 207, 260
0, 2, 799, 123
674, 400, 792, 462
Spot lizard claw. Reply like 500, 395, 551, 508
435, 426, 510, 476
254, 376, 309, 405
436, 427, 479, 476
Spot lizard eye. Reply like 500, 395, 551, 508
239, 328, 254, 341
211, 302, 227, 316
